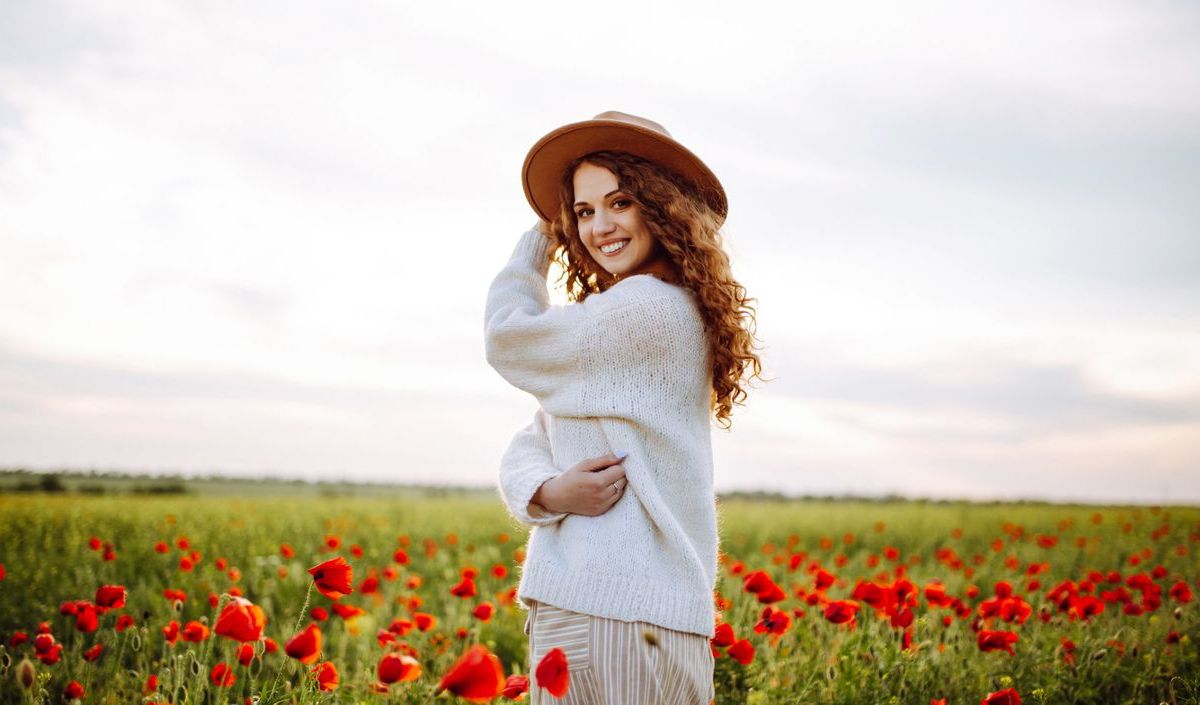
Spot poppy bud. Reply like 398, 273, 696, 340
16, 658, 35, 689
1174, 607, 1183, 620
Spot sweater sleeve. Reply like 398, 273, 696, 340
484, 226, 680, 419
497, 407, 569, 527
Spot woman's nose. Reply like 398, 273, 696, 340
592, 210, 615, 235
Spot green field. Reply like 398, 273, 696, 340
0, 491, 1196, 704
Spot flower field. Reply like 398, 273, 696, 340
0, 494, 1197, 704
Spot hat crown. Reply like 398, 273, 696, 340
592, 110, 672, 138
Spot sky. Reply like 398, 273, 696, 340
1, 1, 1197, 504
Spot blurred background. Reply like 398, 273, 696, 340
1, 1, 1196, 503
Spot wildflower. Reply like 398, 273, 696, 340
977, 630, 1019, 655
378, 653, 421, 684
181, 620, 209, 642
311, 661, 339, 691
210, 662, 236, 687
95, 585, 126, 609
83, 643, 104, 661
64, 681, 85, 700
535, 647, 569, 696
437, 643, 505, 701
285, 623, 322, 664
501, 674, 530, 699
981, 687, 1021, 705
473, 602, 495, 622
308, 556, 353, 600
237, 643, 255, 666
726, 638, 755, 665
711, 622, 735, 648
823, 600, 860, 628
214, 596, 267, 642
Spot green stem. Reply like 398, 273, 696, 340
265, 581, 314, 705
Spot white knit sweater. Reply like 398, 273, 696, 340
484, 225, 718, 638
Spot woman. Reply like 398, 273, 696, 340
484, 111, 763, 704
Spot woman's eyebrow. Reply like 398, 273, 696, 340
574, 189, 622, 208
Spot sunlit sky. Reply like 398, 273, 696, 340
1, 1, 1197, 503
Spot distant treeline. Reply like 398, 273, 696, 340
3, 470, 190, 495
0, 468, 1177, 508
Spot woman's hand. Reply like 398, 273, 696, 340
531, 454, 628, 517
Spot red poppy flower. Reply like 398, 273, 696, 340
437, 644, 505, 701
308, 557, 353, 600
163, 588, 187, 602
977, 630, 1019, 655
501, 674, 530, 699
711, 622, 735, 648
280, 543, 295, 558
311, 661, 339, 691
742, 570, 773, 594
726, 638, 755, 665
144, 674, 158, 693
214, 597, 267, 642
1169, 581, 1193, 603
981, 687, 1021, 705
83, 643, 103, 662
37, 644, 63, 665
414, 612, 436, 631
331, 603, 365, 620
115, 615, 135, 632
181, 620, 209, 642
824, 600, 860, 628
162, 621, 180, 644
236, 643, 255, 666
210, 662, 236, 687
285, 624, 323, 664
378, 653, 421, 684
95, 585, 126, 609
154, 541, 169, 553
73, 603, 99, 633
754, 606, 791, 635
451, 575, 478, 598
64, 681, 85, 700
310, 606, 329, 621
473, 602, 495, 622
535, 647, 569, 696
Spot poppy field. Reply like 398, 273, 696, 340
0, 493, 1197, 704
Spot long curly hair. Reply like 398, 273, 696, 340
543, 150, 767, 430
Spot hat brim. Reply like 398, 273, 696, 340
522, 119, 727, 225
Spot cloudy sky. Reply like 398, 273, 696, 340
1, 1, 1197, 503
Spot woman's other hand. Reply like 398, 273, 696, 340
532, 454, 627, 517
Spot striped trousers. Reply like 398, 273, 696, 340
524, 598, 715, 704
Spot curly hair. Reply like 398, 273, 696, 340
542, 150, 768, 430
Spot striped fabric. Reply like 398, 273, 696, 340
525, 598, 715, 704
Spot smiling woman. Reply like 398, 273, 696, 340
484, 110, 766, 704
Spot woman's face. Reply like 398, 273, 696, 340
571, 162, 675, 282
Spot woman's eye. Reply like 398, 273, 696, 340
576, 208, 593, 218
613, 199, 631, 208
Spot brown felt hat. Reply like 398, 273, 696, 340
522, 110, 727, 224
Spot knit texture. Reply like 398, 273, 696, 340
484, 225, 718, 638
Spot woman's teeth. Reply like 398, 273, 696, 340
600, 239, 629, 255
